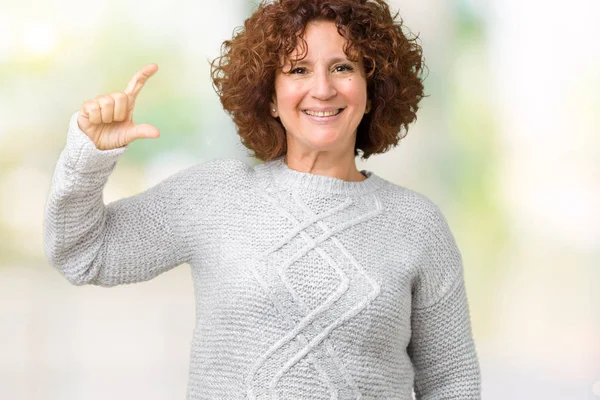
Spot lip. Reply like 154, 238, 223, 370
302, 107, 344, 112
302, 108, 345, 124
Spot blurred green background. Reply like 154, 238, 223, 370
1, 0, 599, 399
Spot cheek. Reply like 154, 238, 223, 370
344, 80, 368, 106
274, 83, 303, 110
279, 93, 298, 110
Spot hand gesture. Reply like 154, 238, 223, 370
77, 64, 160, 150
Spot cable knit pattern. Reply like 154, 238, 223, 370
43, 112, 481, 400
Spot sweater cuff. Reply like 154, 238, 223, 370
65, 111, 127, 173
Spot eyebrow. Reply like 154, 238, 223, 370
290, 56, 354, 65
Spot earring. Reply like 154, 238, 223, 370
364, 102, 371, 114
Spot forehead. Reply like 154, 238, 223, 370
286, 20, 350, 61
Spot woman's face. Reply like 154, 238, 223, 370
271, 20, 369, 157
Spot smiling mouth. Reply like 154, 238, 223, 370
302, 109, 344, 117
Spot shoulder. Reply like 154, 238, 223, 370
151, 158, 254, 220
166, 157, 252, 185
377, 180, 450, 235
187, 157, 250, 176
377, 183, 464, 308
151, 157, 254, 200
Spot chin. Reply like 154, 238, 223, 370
306, 135, 342, 149
289, 127, 355, 153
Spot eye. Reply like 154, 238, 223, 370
289, 67, 307, 74
334, 64, 354, 72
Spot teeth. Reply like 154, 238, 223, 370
304, 109, 341, 117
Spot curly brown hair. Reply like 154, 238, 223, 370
210, 0, 425, 161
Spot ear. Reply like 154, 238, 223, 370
270, 98, 278, 118
270, 104, 278, 118
364, 99, 372, 114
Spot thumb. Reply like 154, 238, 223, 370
128, 123, 160, 142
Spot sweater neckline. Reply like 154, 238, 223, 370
256, 156, 386, 195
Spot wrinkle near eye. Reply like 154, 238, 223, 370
334, 64, 354, 72
291, 67, 307, 74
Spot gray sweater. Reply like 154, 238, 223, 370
44, 112, 482, 399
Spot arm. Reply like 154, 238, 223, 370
407, 204, 481, 399
43, 112, 191, 287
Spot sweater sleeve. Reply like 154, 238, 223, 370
43, 112, 191, 287
407, 203, 481, 400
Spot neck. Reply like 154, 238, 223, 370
255, 156, 384, 196
284, 152, 365, 182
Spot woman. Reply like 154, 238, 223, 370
44, 0, 481, 398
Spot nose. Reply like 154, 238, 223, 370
310, 69, 337, 100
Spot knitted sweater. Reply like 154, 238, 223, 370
44, 112, 481, 400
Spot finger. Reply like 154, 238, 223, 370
127, 123, 160, 143
124, 64, 159, 100
82, 100, 102, 124
96, 95, 115, 124
111, 92, 129, 121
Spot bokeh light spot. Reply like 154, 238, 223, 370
23, 23, 57, 57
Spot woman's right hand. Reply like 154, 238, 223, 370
77, 63, 160, 150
